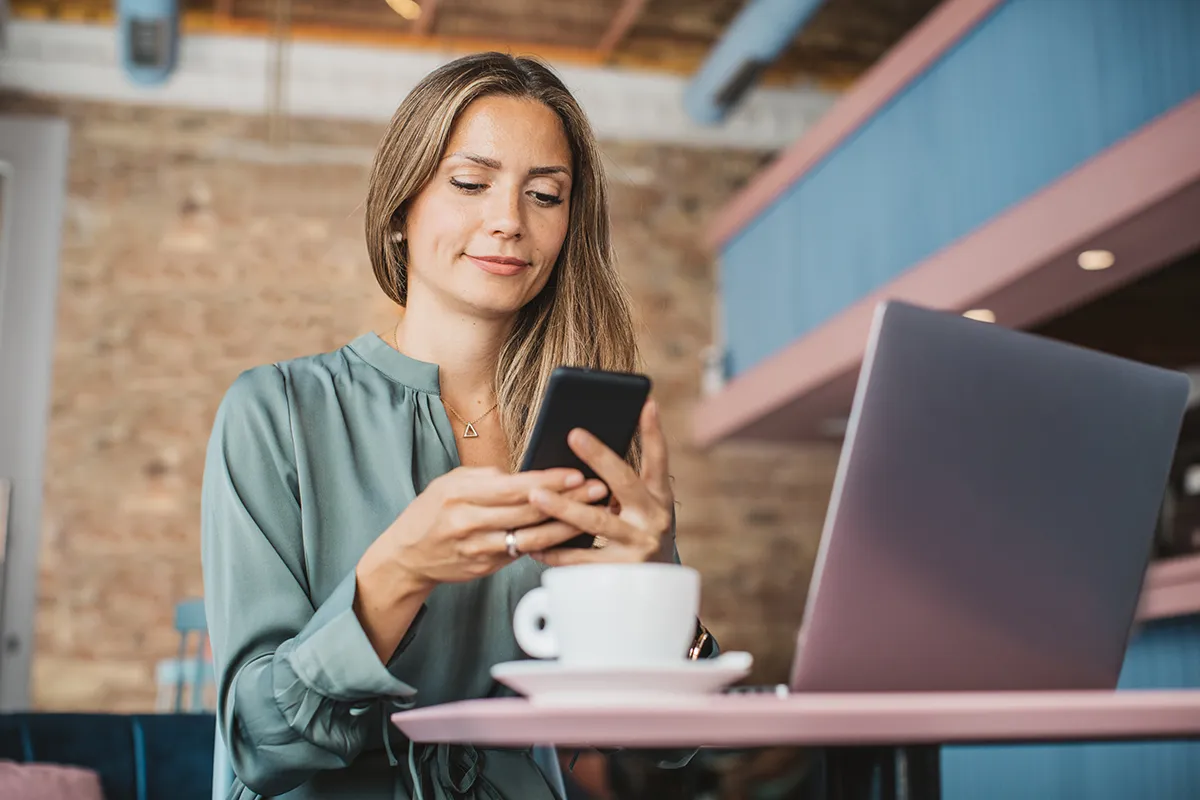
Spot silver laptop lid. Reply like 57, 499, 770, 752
790, 301, 1190, 692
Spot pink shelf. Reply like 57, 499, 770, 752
691, 96, 1200, 446
393, 690, 1200, 749
1137, 553, 1200, 622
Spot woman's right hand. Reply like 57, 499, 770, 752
369, 465, 607, 588
353, 466, 607, 661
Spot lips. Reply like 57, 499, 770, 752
467, 254, 531, 277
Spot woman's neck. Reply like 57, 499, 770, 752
391, 301, 511, 414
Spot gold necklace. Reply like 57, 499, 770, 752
442, 400, 498, 439
389, 324, 498, 439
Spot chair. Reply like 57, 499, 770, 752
154, 660, 215, 713
156, 599, 214, 713
153, 599, 231, 798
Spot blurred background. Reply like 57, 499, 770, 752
0, 0, 1198, 798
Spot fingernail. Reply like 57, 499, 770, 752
587, 483, 607, 501
531, 488, 551, 504
569, 428, 589, 448
564, 471, 584, 488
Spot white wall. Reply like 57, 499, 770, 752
0, 21, 837, 150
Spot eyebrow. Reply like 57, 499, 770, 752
448, 151, 570, 177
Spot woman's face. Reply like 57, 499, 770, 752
402, 94, 573, 319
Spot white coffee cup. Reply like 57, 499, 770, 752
512, 563, 701, 667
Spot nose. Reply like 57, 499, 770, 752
485, 185, 523, 240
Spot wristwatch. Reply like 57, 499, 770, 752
687, 619, 715, 660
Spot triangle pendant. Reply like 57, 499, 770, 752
462, 423, 479, 439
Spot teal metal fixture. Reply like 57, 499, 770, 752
118, 0, 180, 85
684, 0, 827, 124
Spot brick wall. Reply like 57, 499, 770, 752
3, 96, 839, 711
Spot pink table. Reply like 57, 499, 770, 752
394, 690, 1200, 799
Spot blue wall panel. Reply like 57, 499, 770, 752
721, 0, 1200, 377
942, 616, 1200, 800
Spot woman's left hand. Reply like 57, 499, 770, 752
527, 398, 675, 565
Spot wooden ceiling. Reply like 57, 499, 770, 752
12, 0, 943, 85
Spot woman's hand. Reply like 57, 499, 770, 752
527, 399, 676, 566
363, 466, 608, 589
354, 466, 606, 661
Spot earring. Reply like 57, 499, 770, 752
391, 230, 405, 243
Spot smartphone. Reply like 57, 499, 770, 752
519, 366, 652, 548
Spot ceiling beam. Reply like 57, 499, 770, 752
413, 0, 437, 37
595, 0, 647, 62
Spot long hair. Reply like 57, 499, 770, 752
365, 52, 641, 471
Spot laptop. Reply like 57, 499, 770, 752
787, 300, 1190, 693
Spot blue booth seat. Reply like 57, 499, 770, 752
0, 713, 215, 800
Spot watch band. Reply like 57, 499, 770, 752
687, 619, 714, 660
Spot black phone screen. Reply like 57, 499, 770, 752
518, 366, 652, 547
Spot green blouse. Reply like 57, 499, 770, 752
200, 333, 695, 799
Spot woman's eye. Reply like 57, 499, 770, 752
450, 177, 561, 207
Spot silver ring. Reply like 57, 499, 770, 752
504, 530, 520, 559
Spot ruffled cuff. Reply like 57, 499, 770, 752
284, 569, 420, 701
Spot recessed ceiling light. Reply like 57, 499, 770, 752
385, 0, 422, 20
1078, 249, 1115, 271
963, 309, 996, 323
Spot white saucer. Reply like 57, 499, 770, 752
490, 652, 754, 707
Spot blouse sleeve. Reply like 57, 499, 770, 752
201, 366, 422, 796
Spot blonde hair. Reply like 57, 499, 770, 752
365, 52, 641, 471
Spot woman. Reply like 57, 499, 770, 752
201, 52, 714, 800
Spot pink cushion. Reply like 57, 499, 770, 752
0, 760, 105, 800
